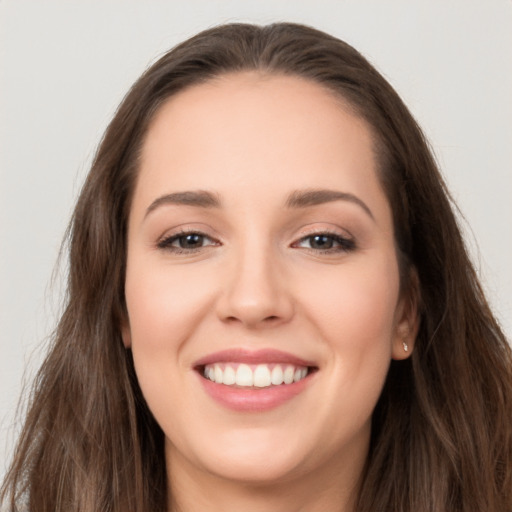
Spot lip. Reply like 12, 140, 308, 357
194, 348, 318, 412
193, 348, 316, 367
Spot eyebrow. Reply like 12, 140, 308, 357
285, 189, 374, 220
144, 188, 374, 220
145, 190, 221, 218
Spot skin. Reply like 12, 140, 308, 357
122, 72, 417, 512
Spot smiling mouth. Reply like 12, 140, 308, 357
198, 362, 317, 389
193, 348, 318, 410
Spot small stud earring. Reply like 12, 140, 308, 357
403, 342, 409, 352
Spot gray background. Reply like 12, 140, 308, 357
1, 1, 511, 477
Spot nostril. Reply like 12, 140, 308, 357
223, 314, 281, 324
217, 288, 294, 327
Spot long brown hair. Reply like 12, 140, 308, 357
2, 23, 511, 512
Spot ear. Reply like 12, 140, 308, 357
392, 268, 420, 361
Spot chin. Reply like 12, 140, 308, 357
167, 426, 314, 485
202, 452, 309, 485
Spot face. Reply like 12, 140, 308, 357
122, 73, 416, 489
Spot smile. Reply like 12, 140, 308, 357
194, 349, 318, 412
203, 363, 310, 388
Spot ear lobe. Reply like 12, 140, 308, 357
392, 322, 418, 360
392, 268, 421, 361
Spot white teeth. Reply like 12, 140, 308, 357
214, 365, 223, 384
203, 363, 310, 388
283, 365, 295, 384
236, 364, 253, 386
271, 365, 284, 385
293, 367, 308, 382
254, 365, 271, 387
222, 365, 236, 385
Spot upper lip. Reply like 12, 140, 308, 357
193, 348, 317, 368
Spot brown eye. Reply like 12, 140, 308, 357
157, 232, 218, 252
175, 233, 205, 249
294, 233, 356, 253
309, 234, 335, 249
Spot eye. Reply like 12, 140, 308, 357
293, 233, 355, 253
157, 231, 218, 252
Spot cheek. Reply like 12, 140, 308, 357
124, 259, 215, 350
297, 254, 401, 401
303, 257, 399, 340
123, 258, 218, 424
123, 258, 219, 412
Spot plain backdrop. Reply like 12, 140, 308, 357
1, 1, 511, 477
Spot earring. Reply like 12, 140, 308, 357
403, 342, 409, 352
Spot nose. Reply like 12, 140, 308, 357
215, 242, 294, 329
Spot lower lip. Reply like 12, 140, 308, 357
197, 373, 314, 412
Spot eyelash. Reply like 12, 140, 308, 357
157, 230, 219, 254
293, 232, 356, 253
157, 230, 356, 254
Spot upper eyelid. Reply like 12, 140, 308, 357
155, 225, 354, 247
296, 231, 350, 241
157, 225, 219, 242
292, 232, 354, 247
158, 231, 218, 246
293, 226, 353, 241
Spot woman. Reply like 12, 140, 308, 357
2, 22, 511, 512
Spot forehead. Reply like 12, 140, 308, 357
135, 72, 387, 218
142, 72, 372, 163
